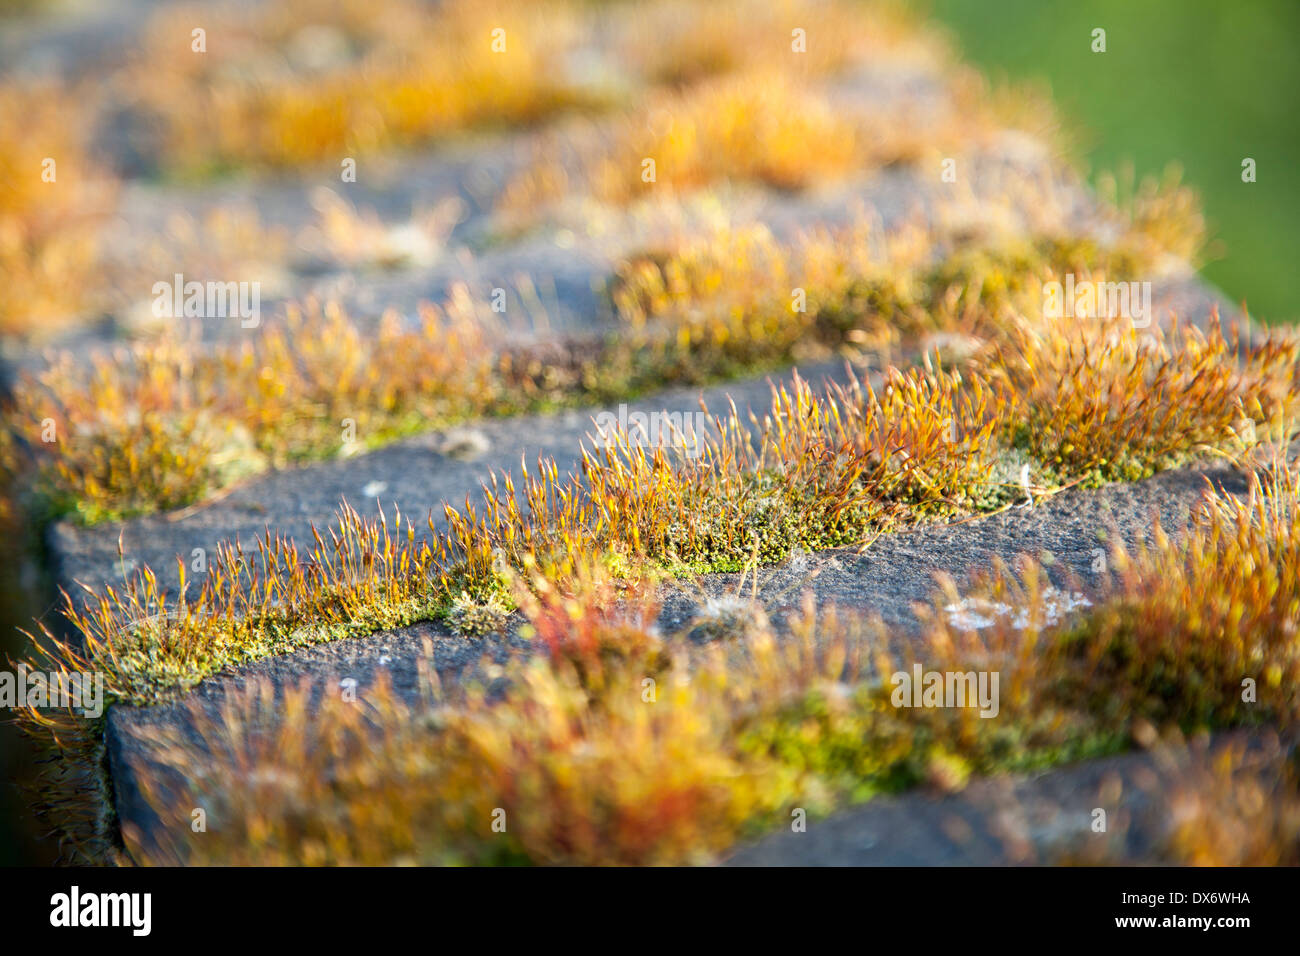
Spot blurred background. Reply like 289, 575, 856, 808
921, 0, 1300, 324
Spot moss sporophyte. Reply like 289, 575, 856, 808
6, 0, 1296, 866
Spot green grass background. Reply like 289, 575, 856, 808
920, 0, 1300, 323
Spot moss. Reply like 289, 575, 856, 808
444, 590, 512, 637
23, 460, 1300, 864
5, 214, 1216, 529
15, 306, 1295, 719
7, 0, 1290, 863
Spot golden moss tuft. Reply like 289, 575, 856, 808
70, 461, 1300, 865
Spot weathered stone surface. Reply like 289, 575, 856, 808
103, 457, 1253, 860
47, 359, 850, 600
723, 731, 1278, 866
44, 260, 1233, 608
6, 0, 1266, 867
4, 134, 1146, 381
